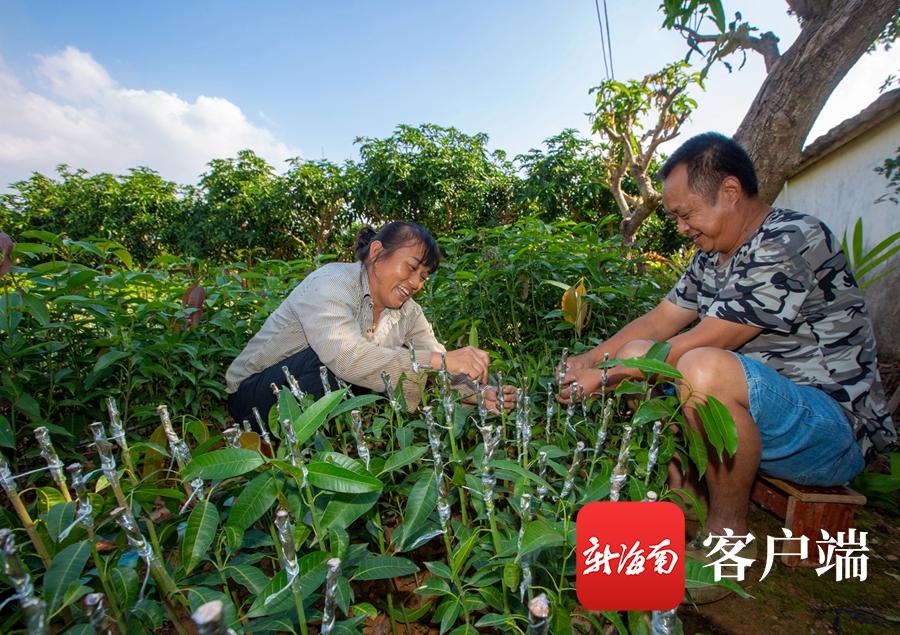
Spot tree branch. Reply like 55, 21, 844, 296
673, 23, 782, 72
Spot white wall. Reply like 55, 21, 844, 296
775, 116, 900, 361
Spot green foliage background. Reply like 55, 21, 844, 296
0, 221, 681, 453
0, 124, 688, 266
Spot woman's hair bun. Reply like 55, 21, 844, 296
354, 226, 377, 261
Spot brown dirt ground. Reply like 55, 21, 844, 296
679, 502, 900, 635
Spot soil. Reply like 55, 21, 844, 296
679, 503, 900, 635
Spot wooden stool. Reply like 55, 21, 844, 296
750, 475, 866, 567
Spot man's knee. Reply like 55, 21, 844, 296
615, 339, 656, 359
677, 347, 744, 399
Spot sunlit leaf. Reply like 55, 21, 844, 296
351, 555, 419, 580
182, 499, 219, 574
182, 448, 264, 481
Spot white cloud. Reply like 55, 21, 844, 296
0, 46, 299, 188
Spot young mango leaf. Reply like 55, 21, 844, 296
685, 557, 751, 599
276, 389, 303, 432
620, 357, 683, 380
645, 341, 672, 362
44, 540, 92, 614
247, 551, 331, 617
292, 389, 348, 446
519, 519, 565, 558
695, 395, 738, 460
93, 349, 130, 374
451, 531, 480, 579
226, 564, 270, 595
182, 447, 264, 480
378, 445, 428, 477
475, 614, 519, 629
182, 499, 220, 574
306, 461, 383, 494
225, 471, 277, 537
387, 598, 434, 624
314, 451, 367, 474
109, 566, 139, 609
0, 415, 13, 448
351, 555, 419, 581
43, 501, 76, 543
132, 599, 166, 629
330, 393, 384, 418
683, 424, 709, 478
489, 459, 555, 493
615, 379, 648, 395
425, 560, 453, 580
631, 397, 676, 426
321, 491, 381, 531
393, 472, 437, 552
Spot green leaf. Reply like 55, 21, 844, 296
22, 294, 50, 326
182, 499, 220, 574
645, 341, 672, 362
685, 557, 751, 598
0, 415, 13, 448
247, 551, 330, 617
330, 393, 384, 418
696, 395, 738, 459
631, 397, 676, 426
321, 491, 380, 531
425, 560, 453, 580
182, 447, 264, 480
292, 388, 348, 446
43, 540, 91, 614
468, 321, 479, 348
451, 531, 479, 578
707, 0, 726, 31
225, 471, 277, 536
132, 599, 166, 628
13, 242, 55, 255
387, 598, 434, 624
93, 349, 130, 373
43, 501, 76, 543
683, 424, 708, 478
394, 472, 437, 551
489, 459, 555, 494
351, 555, 419, 580
619, 357, 683, 379
226, 564, 269, 595
276, 389, 303, 432
378, 445, 429, 477
519, 519, 564, 558
476, 613, 517, 628
306, 461, 383, 494
109, 566, 139, 610
502, 562, 519, 592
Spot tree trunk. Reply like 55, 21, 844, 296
734, 0, 897, 203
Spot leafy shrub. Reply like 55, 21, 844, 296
0, 346, 736, 633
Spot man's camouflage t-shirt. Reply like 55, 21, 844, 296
666, 208, 894, 461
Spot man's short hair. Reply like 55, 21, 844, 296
659, 132, 759, 202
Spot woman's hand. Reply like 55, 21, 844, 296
435, 346, 490, 384
462, 384, 518, 413
556, 367, 603, 404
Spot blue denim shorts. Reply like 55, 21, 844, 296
734, 353, 864, 486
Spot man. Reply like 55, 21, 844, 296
559, 132, 894, 596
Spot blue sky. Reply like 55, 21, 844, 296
0, 1, 895, 187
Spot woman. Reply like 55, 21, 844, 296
226, 221, 516, 424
